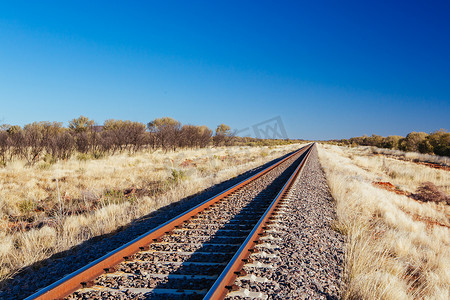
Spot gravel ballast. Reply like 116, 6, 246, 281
230, 146, 345, 299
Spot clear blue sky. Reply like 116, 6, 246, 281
0, 1, 449, 139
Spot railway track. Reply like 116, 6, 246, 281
26, 143, 314, 300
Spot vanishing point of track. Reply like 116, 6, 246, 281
27, 143, 314, 300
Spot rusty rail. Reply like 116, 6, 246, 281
204, 143, 313, 299
26, 144, 311, 300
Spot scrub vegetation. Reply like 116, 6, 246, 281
318, 144, 449, 299
330, 129, 450, 157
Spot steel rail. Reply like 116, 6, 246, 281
26, 144, 311, 300
204, 143, 314, 299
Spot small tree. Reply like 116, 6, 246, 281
418, 140, 434, 154
427, 129, 450, 157
23, 122, 45, 164
383, 135, 402, 149
47, 130, 75, 160
68, 116, 94, 133
69, 116, 95, 153
213, 124, 232, 146
399, 132, 428, 152
104, 119, 147, 152
148, 117, 181, 151
6, 125, 24, 160
198, 125, 213, 148
0, 130, 8, 165
180, 125, 213, 148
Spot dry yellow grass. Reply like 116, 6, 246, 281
0, 144, 304, 281
370, 146, 450, 166
318, 144, 449, 299
344, 146, 449, 194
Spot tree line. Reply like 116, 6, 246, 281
0, 116, 298, 166
333, 130, 450, 157
0, 116, 224, 166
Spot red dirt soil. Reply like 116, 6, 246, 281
411, 214, 450, 229
372, 181, 410, 196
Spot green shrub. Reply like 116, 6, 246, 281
36, 161, 52, 170
92, 151, 105, 159
77, 153, 90, 161
43, 153, 57, 164
18, 199, 35, 213
418, 140, 434, 154
338, 129, 449, 157
101, 189, 137, 206
170, 169, 187, 183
